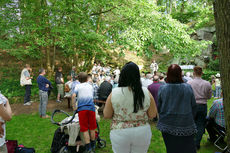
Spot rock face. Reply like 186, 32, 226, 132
175, 26, 216, 67
195, 26, 216, 67
197, 27, 216, 40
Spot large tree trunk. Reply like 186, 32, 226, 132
213, 0, 230, 148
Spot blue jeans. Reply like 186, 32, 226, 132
212, 90, 216, 97
194, 104, 207, 147
39, 90, 48, 117
215, 86, 221, 98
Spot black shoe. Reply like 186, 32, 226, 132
196, 145, 200, 150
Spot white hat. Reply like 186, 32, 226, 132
216, 73, 220, 77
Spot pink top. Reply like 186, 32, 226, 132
187, 77, 212, 104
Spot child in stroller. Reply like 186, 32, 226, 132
50, 109, 106, 153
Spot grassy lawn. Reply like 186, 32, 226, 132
5, 98, 221, 153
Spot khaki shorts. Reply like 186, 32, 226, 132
0, 143, 8, 153
57, 84, 64, 96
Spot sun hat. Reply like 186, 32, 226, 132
216, 73, 220, 78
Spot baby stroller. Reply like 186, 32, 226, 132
50, 109, 106, 153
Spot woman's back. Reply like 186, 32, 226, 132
157, 83, 197, 136
111, 87, 150, 130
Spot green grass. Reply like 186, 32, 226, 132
6, 108, 220, 153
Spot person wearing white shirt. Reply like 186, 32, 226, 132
150, 60, 158, 74
0, 93, 12, 153
113, 67, 120, 78
142, 74, 153, 87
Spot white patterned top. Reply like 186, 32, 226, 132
0, 93, 7, 146
111, 87, 150, 130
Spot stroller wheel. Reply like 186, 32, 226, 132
97, 139, 106, 148
58, 146, 69, 153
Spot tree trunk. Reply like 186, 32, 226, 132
52, 36, 56, 72
169, 0, 173, 14
165, 0, 168, 13
46, 46, 52, 79
213, 0, 230, 148
180, 0, 185, 13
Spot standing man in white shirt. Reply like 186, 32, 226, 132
20, 64, 33, 106
150, 60, 158, 74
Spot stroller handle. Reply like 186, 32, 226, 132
51, 109, 78, 126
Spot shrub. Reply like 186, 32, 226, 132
202, 69, 219, 82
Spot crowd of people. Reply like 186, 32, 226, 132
0, 61, 226, 153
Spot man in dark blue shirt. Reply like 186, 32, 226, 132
37, 68, 51, 118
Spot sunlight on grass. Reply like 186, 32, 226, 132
6, 107, 220, 153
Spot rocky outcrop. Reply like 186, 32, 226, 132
174, 26, 216, 67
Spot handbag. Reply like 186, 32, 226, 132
15, 147, 35, 153
6, 140, 18, 153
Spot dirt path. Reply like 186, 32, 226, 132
11, 100, 73, 116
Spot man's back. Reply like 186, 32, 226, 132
55, 71, 63, 84
142, 79, 153, 87
187, 78, 212, 104
148, 82, 162, 106
74, 82, 95, 111
98, 81, 112, 100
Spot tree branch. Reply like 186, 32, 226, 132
90, 4, 122, 16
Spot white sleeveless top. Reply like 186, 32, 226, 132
111, 87, 150, 130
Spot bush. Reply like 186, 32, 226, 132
0, 78, 57, 103
202, 69, 219, 82
207, 59, 220, 71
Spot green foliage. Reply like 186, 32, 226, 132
0, 79, 36, 98
207, 58, 220, 71
202, 69, 219, 82
171, 1, 214, 30
0, 0, 211, 71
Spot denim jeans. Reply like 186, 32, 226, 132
194, 104, 207, 147
39, 90, 48, 117
216, 86, 221, 98
212, 90, 216, 97
24, 85, 32, 103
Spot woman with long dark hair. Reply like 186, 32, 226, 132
103, 62, 157, 153
157, 64, 197, 153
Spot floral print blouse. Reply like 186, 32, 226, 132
111, 87, 150, 130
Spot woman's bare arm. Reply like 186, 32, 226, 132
103, 94, 114, 119
0, 101, 12, 121
147, 93, 158, 119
